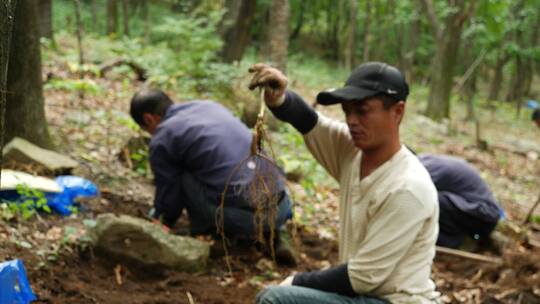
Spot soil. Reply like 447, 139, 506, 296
2, 191, 539, 303
0, 192, 339, 304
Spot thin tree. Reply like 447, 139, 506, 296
421, 0, 477, 121
344, 0, 358, 70
90, 0, 98, 32
505, 8, 539, 117
38, 0, 53, 40
362, 0, 372, 62
142, 0, 150, 42
5, 0, 52, 149
289, 0, 307, 41
1, 0, 18, 183
487, 54, 510, 101
487, 0, 525, 102
122, 0, 129, 36
74, 0, 85, 100
107, 0, 118, 35
267, 0, 290, 72
220, 0, 257, 63
397, 7, 420, 83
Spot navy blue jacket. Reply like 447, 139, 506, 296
419, 154, 502, 247
149, 101, 284, 222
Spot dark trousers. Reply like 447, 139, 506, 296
178, 172, 292, 238
437, 191, 499, 248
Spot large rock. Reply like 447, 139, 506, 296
3, 137, 78, 172
88, 214, 209, 272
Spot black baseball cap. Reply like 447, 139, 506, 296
317, 62, 409, 105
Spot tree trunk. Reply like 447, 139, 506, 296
505, 62, 519, 104
344, 0, 358, 70
506, 55, 529, 117
362, 0, 372, 62
90, 0, 98, 32
370, 0, 387, 60
6, 0, 52, 149
122, 0, 129, 36
488, 55, 509, 101
464, 80, 476, 121
38, 0, 53, 40
523, 13, 540, 98
425, 34, 461, 120
220, 0, 256, 63
289, 0, 306, 41
74, 0, 84, 86
267, 0, 290, 72
423, 0, 476, 121
460, 39, 478, 121
322, 0, 340, 60
335, 0, 345, 64
505, 23, 532, 116
220, 0, 242, 37
142, 0, 150, 42
399, 13, 420, 83
107, 0, 118, 35
511, 56, 527, 116
1, 0, 18, 178
488, 0, 525, 102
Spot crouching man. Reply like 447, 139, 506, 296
419, 153, 504, 249
129, 89, 295, 263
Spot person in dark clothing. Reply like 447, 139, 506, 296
532, 109, 540, 129
129, 89, 295, 261
418, 154, 504, 249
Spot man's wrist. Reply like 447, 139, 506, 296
267, 93, 286, 108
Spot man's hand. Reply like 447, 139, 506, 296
151, 218, 171, 233
248, 63, 288, 107
279, 275, 294, 286
148, 207, 170, 232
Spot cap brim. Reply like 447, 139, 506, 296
316, 86, 377, 105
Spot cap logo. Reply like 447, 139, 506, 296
387, 89, 397, 94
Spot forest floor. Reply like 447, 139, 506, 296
2, 37, 540, 303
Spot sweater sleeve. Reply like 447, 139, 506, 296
270, 90, 356, 181
292, 264, 356, 297
149, 141, 185, 227
269, 90, 319, 134
302, 114, 358, 181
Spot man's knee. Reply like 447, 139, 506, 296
256, 286, 291, 304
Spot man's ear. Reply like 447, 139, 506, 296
142, 113, 155, 127
393, 101, 405, 124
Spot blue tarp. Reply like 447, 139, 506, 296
0, 259, 36, 304
48, 176, 99, 215
0, 175, 99, 216
526, 99, 538, 109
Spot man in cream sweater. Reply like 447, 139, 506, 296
249, 62, 440, 304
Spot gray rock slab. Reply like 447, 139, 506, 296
3, 137, 78, 171
501, 138, 540, 154
88, 213, 209, 272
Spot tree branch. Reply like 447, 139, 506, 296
419, 0, 442, 41
455, 0, 478, 28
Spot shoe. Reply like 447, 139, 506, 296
273, 228, 299, 266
